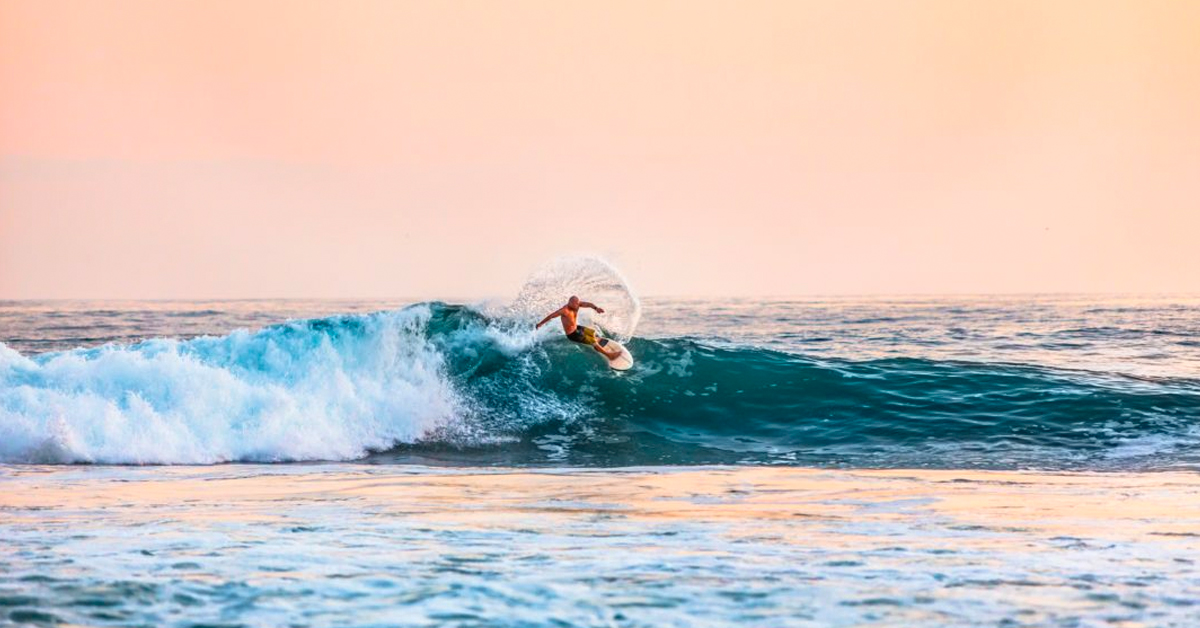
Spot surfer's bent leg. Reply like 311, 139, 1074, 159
592, 340, 622, 360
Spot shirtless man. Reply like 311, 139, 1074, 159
535, 296, 624, 360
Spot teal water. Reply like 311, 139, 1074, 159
3, 463, 1199, 628
2, 296, 1199, 470
2, 292, 1200, 627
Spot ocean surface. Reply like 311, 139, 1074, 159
3, 293, 1199, 470
2, 274, 1200, 626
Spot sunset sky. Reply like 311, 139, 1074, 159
2, 0, 1198, 298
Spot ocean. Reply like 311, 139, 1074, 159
4, 294, 1199, 470
2, 278, 1200, 625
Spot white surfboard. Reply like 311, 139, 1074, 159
597, 338, 634, 371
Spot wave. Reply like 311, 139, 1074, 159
3, 302, 1199, 468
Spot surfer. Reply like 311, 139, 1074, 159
535, 296, 624, 360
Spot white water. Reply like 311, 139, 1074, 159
0, 306, 461, 464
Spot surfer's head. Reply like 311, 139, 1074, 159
568, 295, 580, 310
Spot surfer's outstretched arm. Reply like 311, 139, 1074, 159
580, 302, 605, 314
535, 308, 564, 329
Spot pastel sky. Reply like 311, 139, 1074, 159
2, 0, 1198, 299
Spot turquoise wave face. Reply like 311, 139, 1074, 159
415, 304, 1200, 469
3, 302, 1198, 469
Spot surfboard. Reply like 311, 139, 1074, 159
597, 338, 634, 371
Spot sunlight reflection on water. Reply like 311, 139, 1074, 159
2, 465, 1198, 627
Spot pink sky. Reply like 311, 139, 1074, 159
2, 0, 1198, 298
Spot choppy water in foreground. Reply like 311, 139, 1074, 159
2, 293, 1200, 626
2, 465, 1199, 627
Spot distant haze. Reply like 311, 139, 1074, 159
2, 1, 1198, 299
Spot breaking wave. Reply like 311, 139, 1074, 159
2, 302, 1198, 469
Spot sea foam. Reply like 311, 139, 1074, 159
0, 306, 461, 464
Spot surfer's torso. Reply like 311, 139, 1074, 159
556, 303, 600, 345
558, 305, 581, 335
558, 305, 600, 346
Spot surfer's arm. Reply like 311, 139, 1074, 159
580, 302, 605, 314
535, 308, 563, 329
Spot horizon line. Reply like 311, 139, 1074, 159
3, 290, 1200, 304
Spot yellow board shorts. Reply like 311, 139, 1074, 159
566, 325, 597, 345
